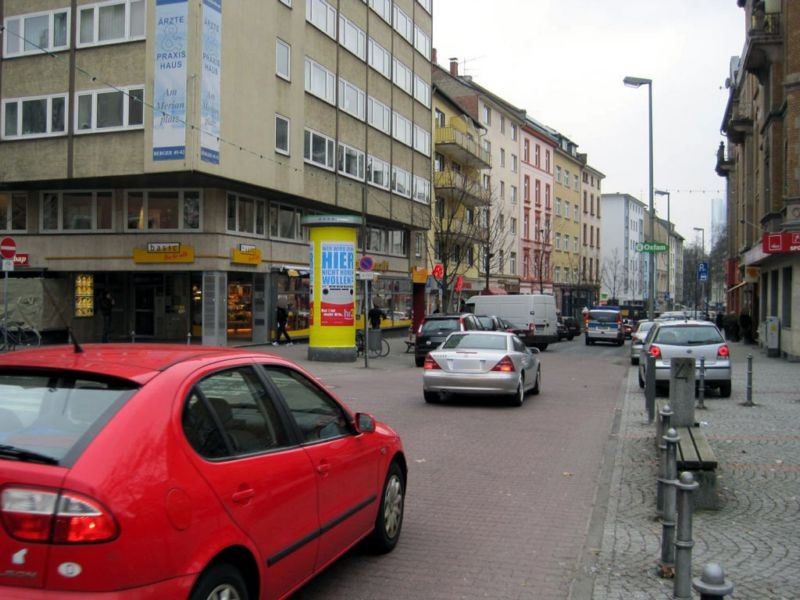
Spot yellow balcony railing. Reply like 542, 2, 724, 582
434, 127, 491, 168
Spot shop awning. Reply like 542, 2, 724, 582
726, 281, 748, 293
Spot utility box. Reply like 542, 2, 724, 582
766, 316, 780, 357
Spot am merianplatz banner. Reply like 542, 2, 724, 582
200, 0, 221, 165
153, 0, 188, 161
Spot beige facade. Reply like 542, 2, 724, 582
0, 0, 433, 343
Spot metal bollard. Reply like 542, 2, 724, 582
656, 404, 673, 517
743, 353, 754, 407
645, 353, 656, 423
674, 472, 699, 599
130, 330, 136, 343
697, 356, 706, 410
659, 427, 680, 576
692, 563, 734, 599
186, 332, 192, 345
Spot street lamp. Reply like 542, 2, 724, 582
624, 75, 655, 320
694, 227, 705, 316
655, 189, 671, 308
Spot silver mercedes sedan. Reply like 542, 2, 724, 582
422, 331, 541, 406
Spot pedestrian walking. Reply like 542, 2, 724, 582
273, 304, 292, 345
368, 304, 386, 329
98, 291, 114, 343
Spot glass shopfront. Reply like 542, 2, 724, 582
275, 270, 310, 333
356, 277, 413, 326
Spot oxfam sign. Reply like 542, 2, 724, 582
635, 241, 668, 253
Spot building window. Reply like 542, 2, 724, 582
564, 201, 570, 219
511, 123, 517, 141
482, 138, 491, 157
535, 144, 540, 167
392, 112, 413, 146
482, 104, 491, 126
392, 58, 413, 95
500, 115, 506, 135
337, 143, 366, 180
78, 0, 144, 47
393, 6, 413, 42
413, 124, 431, 156
304, 57, 336, 104
305, 0, 336, 39
583, 223, 587, 245
75, 86, 143, 133
434, 153, 444, 172
414, 25, 431, 60
303, 128, 335, 170
275, 114, 290, 155
555, 233, 561, 251
414, 75, 431, 108
368, 38, 391, 79
3, 8, 71, 58
545, 184, 551, 208
339, 14, 366, 60
415, 232, 423, 257
511, 217, 517, 234
545, 150, 550, 172
555, 198, 561, 216
510, 185, 518, 204
524, 176, 530, 202
2, 93, 67, 139
555, 166, 561, 183
523, 139, 530, 163
590, 194, 595, 216
511, 154, 518, 173
416, 0, 432, 14
0, 193, 27, 232
500, 181, 505, 199
269, 203, 303, 241
369, 0, 392, 23
280, 0, 292, 7
367, 155, 390, 190
413, 176, 431, 204
500, 148, 506, 168
125, 190, 201, 231
510, 252, 517, 274
535, 180, 541, 205
276, 39, 291, 80
392, 167, 412, 198
564, 234, 570, 251
367, 96, 391, 134
226, 192, 265, 236
575, 204, 580, 222
338, 78, 366, 120
574, 174, 579, 191
41, 191, 112, 232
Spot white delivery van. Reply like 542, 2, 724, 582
465, 294, 559, 350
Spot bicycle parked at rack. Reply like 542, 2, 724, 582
356, 329, 390, 358
0, 320, 42, 352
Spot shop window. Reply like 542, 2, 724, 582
227, 192, 265, 236
78, 0, 145, 47
275, 271, 310, 332
126, 189, 201, 231
781, 267, 792, 327
2, 94, 67, 139
75, 86, 143, 133
42, 191, 112, 231
4, 8, 70, 58
227, 282, 253, 338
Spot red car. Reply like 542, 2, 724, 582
0, 344, 406, 599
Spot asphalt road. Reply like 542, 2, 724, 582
275, 334, 630, 599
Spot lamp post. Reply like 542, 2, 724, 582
694, 227, 705, 316
655, 189, 671, 309
624, 76, 655, 320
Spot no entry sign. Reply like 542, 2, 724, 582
0, 237, 16, 260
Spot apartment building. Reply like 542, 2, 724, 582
432, 59, 524, 294
599, 193, 647, 305
582, 163, 604, 299
520, 117, 556, 295
717, 0, 799, 359
0, 0, 433, 344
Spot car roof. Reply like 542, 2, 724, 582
0, 344, 268, 384
424, 313, 470, 319
654, 319, 714, 328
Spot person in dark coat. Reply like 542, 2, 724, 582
368, 305, 386, 329
98, 292, 114, 343
273, 304, 292, 345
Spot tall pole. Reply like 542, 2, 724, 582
694, 227, 705, 316
647, 82, 655, 320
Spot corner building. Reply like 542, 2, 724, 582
0, 0, 433, 344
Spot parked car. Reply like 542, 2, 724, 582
557, 319, 568, 340
414, 313, 483, 367
629, 319, 655, 365
622, 320, 634, 339
475, 315, 509, 331
637, 320, 731, 397
422, 331, 541, 406
584, 307, 625, 346
563, 316, 581, 339
0, 344, 406, 599
657, 310, 688, 321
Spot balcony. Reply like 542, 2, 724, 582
434, 170, 487, 208
742, 11, 782, 82
715, 142, 734, 176
434, 127, 492, 169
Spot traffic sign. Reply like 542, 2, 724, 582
634, 241, 668, 253
359, 255, 374, 271
0, 237, 16, 259
697, 261, 709, 282
357, 271, 377, 280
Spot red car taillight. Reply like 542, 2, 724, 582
528, 322, 535, 332
1, 487, 118, 543
649, 345, 662, 359
491, 356, 516, 372
423, 355, 441, 370
717, 344, 730, 358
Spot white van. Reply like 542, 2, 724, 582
465, 294, 559, 350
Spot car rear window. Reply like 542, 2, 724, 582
588, 311, 620, 323
442, 333, 508, 350
654, 325, 723, 346
0, 370, 137, 463
421, 318, 460, 334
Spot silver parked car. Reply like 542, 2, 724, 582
629, 320, 655, 365
637, 320, 732, 397
422, 331, 541, 406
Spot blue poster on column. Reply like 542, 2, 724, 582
153, 0, 188, 161
201, 0, 222, 164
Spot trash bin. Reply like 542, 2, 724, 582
368, 329, 382, 352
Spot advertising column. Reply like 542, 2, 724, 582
302, 215, 362, 362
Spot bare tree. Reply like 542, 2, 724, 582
601, 248, 624, 302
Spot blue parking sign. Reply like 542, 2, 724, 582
697, 261, 709, 282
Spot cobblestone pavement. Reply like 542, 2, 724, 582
587, 343, 800, 599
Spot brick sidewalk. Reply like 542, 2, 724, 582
588, 342, 800, 599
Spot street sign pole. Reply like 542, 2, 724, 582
0, 237, 17, 351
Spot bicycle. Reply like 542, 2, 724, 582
356, 329, 390, 358
0, 320, 42, 352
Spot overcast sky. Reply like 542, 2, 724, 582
432, 0, 745, 249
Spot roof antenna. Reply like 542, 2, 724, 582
68, 327, 84, 353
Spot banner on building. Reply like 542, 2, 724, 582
200, 0, 222, 164
320, 241, 354, 326
153, 0, 188, 161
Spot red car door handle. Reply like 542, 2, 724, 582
316, 462, 330, 476
232, 488, 255, 504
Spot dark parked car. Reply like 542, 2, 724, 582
475, 315, 515, 332
414, 313, 483, 367
557, 316, 581, 341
